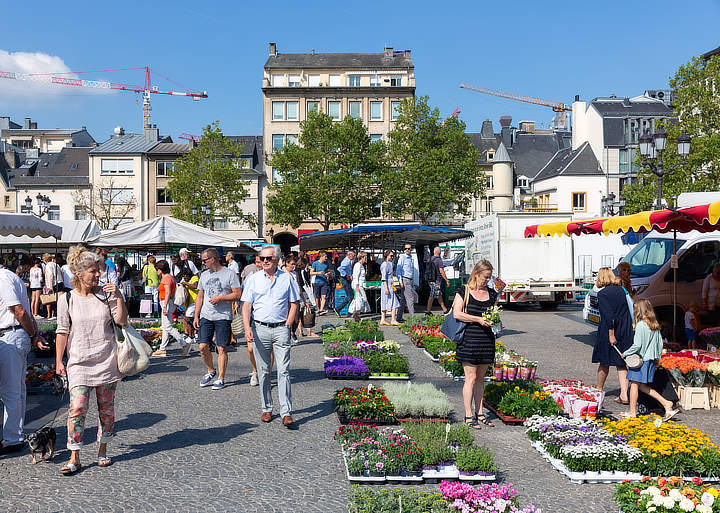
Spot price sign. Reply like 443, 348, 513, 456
670, 255, 678, 269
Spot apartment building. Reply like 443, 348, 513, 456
262, 42, 415, 245
0, 116, 95, 153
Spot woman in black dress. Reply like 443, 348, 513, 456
593, 267, 632, 404
453, 259, 497, 428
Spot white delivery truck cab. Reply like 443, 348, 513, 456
465, 212, 578, 308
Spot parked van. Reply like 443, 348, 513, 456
583, 230, 720, 334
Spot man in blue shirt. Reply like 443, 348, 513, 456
241, 245, 299, 428
334, 250, 355, 317
396, 244, 417, 321
310, 251, 331, 314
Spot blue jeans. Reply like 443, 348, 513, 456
252, 322, 292, 417
336, 276, 354, 313
0, 329, 30, 445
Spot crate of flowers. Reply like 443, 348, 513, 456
438, 351, 464, 379
615, 476, 720, 513
483, 382, 560, 424
708, 361, 720, 387
334, 386, 396, 424
660, 355, 708, 387
364, 351, 410, 379
541, 379, 605, 419
492, 349, 538, 381
26, 363, 56, 387
383, 382, 452, 422
325, 357, 370, 380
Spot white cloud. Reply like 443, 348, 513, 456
0, 49, 113, 107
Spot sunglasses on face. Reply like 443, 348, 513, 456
201, 257, 213, 262
259, 256, 274, 262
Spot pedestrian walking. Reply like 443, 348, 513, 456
29, 258, 43, 318
241, 245, 300, 427
179, 268, 199, 352
621, 299, 678, 421
225, 251, 240, 277
0, 267, 48, 456
425, 246, 450, 315
241, 254, 261, 284
452, 259, 498, 429
396, 243, 417, 321
335, 250, 355, 317
152, 260, 188, 357
55, 245, 128, 475
593, 267, 632, 405
296, 257, 319, 339
379, 250, 400, 326
94, 248, 118, 287
42, 253, 61, 319
349, 251, 370, 322
142, 255, 160, 316
115, 255, 133, 310
179, 248, 199, 276
685, 302, 701, 350
194, 248, 242, 391
310, 251, 331, 314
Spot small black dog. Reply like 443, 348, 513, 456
26, 427, 56, 464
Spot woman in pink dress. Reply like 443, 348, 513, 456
55, 245, 128, 476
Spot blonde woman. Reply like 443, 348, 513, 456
379, 250, 400, 326
350, 252, 370, 322
452, 260, 498, 428
55, 246, 128, 475
42, 253, 60, 319
593, 267, 632, 404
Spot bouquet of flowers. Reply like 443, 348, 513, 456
482, 304, 502, 325
707, 361, 720, 386
660, 355, 708, 387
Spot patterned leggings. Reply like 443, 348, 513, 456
67, 383, 117, 450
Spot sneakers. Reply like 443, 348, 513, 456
200, 371, 217, 387
211, 379, 225, 390
151, 349, 167, 357
249, 372, 259, 386
290, 332, 298, 343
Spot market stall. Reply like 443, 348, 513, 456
0, 219, 98, 252
0, 212, 63, 239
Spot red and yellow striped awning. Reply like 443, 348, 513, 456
524, 200, 720, 238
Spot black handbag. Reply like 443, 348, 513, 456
440, 285, 470, 342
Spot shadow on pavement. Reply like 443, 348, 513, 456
115, 412, 167, 432
293, 398, 334, 427
124, 362, 189, 380
289, 369, 327, 385
110, 422, 254, 463
499, 329, 526, 336
565, 333, 596, 348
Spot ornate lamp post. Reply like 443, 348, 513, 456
21, 193, 51, 217
601, 192, 625, 216
639, 129, 691, 210
191, 203, 212, 228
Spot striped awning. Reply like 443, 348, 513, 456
524, 200, 720, 238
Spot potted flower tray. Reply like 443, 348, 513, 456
422, 463, 459, 483
458, 471, 497, 482
422, 349, 439, 362
342, 453, 386, 483
483, 400, 526, 425
368, 373, 409, 380
335, 410, 396, 425
325, 373, 370, 380
395, 417, 450, 423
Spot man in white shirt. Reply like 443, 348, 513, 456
179, 248, 199, 275
396, 243, 417, 321
0, 268, 48, 454
225, 251, 240, 276
242, 245, 299, 428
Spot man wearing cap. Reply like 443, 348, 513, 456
0, 267, 48, 455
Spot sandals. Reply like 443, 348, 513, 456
379, 321, 390, 326
98, 456, 112, 467
619, 412, 637, 419
663, 409, 679, 421
476, 413, 495, 427
613, 397, 630, 405
464, 416, 482, 430
60, 462, 82, 476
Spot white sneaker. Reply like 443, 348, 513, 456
249, 372, 259, 386
211, 379, 225, 390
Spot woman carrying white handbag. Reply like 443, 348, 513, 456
55, 245, 129, 476
349, 251, 370, 322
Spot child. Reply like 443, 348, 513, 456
622, 299, 679, 420
685, 302, 701, 350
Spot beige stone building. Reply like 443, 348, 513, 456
261, 42, 415, 248
1, 116, 95, 153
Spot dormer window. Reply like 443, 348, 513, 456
487, 151, 495, 161
517, 177, 529, 188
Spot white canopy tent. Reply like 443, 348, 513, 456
0, 219, 98, 247
0, 213, 63, 239
86, 216, 255, 253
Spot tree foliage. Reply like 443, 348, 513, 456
624, 55, 720, 213
167, 122, 256, 230
266, 110, 384, 230
72, 177, 137, 230
382, 96, 484, 223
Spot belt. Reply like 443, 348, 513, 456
0, 325, 23, 337
254, 320, 285, 328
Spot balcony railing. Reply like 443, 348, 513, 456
522, 205, 558, 213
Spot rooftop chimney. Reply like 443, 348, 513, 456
113, 126, 125, 137
519, 120, 535, 133
575, 94, 580, 102
24, 117, 32, 129
499, 115, 512, 128
404, 49, 411, 59
480, 119, 494, 139
0, 116, 9, 129
31, 121, 37, 129
269, 42, 277, 56
146, 124, 159, 143
384, 47, 394, 58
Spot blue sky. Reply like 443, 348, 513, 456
2, 0, 719, 142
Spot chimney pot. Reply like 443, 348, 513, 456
574, 94, 580, 102
269, 42, 277, 56
384, 46, 393, 58
24, 117, 31, 129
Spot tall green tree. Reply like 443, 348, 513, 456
267, 109, 385, 230
383, 96, 484, 223
167, 122, 256, 230
624, 55, 720, 213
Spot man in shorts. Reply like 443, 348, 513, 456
194, 248, 242, 390
425, 246, 450, 315
310, 251, 331, 314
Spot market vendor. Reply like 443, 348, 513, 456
0, 267, 48, 455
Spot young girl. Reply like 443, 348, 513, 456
622, 299, 679, 420
685, 302, 701, 350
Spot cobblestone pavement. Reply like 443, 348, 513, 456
2, 305, 719, 512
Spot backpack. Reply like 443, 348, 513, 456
424, 257, 438, 282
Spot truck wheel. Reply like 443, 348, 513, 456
539, 301, 560, 310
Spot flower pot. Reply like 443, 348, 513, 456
507, 366, 518, 380
493, 366, 503, 380
370, 372, 380, 377
369, 471, 384, 477
518, 367, 530, 380
406, 470, 423, 477
380, 372, 389, 377
529, 367, 537, 380
389, 372, 399, 377
348, 470, 361, 477
501, 366, 508, 380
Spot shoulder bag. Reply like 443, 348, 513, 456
613, 344, 643, 370
99, 291, 150, 376
231, 302, 245, 336
173, 280, 187, 308
302, 303, 316, 328
440, 285, 470, 343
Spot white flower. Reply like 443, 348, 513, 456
679, 498, 695, 512
669, 489, 684, 502
701, 492, 715, 507
646, 507, 656, 513
696, 505, 712, 513
661, 496, 676, 509
643, 486, 661, 497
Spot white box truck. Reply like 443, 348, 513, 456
464, 212, 579, 308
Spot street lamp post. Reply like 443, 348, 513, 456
639, 129, 691, 210
21, 193, 52, 218
192, 203, 212, 228
601, 192, 625, 216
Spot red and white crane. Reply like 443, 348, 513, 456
0, 66, 208, 135
459, 83, 571, 129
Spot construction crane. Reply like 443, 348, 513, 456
178, 133, 201, 142
441, 108, 461, 126
0, 66, 208, 135
459, 83, 571, 129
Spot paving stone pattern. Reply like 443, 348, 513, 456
2, 305, 719, 512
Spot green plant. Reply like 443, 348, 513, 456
496, 388, 559, 418
333, 386, 396, 421
483, 380, 541, 406
421, 335, 456, 358
438, 352, 464, 377
455, 447, 497, 474
383, 382, 452, 419
344, 319, 384, 341
363, 351, 409, 374
347, 486, 449, 513
401, 421, 474, 449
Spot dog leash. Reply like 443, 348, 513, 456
38, 378, 68, 430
